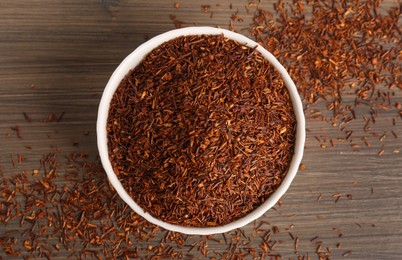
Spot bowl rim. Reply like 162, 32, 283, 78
96, 26, 305, 235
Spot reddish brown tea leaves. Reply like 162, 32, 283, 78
0, 152, 158, 259
22, 112, 32, 122
107, 35, 296, 227
57, 112, 65, 122
10, 125, 22, 139
343, 250, 352, 257
249, 0, 401, 152
272, 226, 280, 234
201, 5, 210, 13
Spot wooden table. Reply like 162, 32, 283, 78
1, 0, 401, 259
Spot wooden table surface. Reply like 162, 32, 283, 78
1, 0, 401, 259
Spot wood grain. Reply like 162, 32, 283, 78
1, 0, 401, 259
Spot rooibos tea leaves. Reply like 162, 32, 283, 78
107, 34, 296, 227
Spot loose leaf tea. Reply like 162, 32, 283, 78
248, 0, 401, 152
1, 0, 401, 258
107, 34, 296, 227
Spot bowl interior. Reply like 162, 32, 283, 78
97, 26, 305, 235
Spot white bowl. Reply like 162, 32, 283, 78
97, 26, 305, 235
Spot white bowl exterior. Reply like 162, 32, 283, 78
97, 27, 305, 235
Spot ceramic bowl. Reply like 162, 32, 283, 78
97, 26, 305, 235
